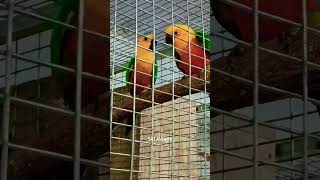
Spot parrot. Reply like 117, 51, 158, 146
125, 35, 158, 96
50, 0, 108, 112
212, 0, 320, 43
164, 24, 211, 78
123, 34, 158, 136
49, 0, 109, 178
212, 0, 320, 116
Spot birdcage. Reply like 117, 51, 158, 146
4, 0, 320, 180
0, 0, 210, 179
110, 0, 210, 179
0, 0, 110, 179
211, 0, 320, 180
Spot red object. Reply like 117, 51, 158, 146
214, 0, 320, 42
176, 41, 210, 76
61, 17, 108, 109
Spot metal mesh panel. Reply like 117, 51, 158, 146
211, 0, 320, 180
1, 0, 319, 180
0, 0, 211, 179
0, 0, 110, 179
110, 0, 210, 179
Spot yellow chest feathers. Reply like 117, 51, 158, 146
136, 48, 154, 63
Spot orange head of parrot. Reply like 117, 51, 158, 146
137, 34, 157, 52
164, 24, 197, 51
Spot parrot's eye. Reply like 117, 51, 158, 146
174, 31, 178, 36
144, 37, 148, 41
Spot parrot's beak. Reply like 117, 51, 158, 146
165, 33, 173, 44
149, 39, 158, 50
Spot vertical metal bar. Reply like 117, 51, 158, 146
110, 0, 117, 172
1, 0, 14, 179
222, 114, 225, 178
36, 31, 41, 136
186, 0, 192, 178
74, 0, 84, 179
290, 98, 295, 180
170, 0, 175, 179
149, 0, 156, 179
253, 0, 259, 179
302, 0, 308, 179
129, 0, 139, 178
200, 0, 209, 178
12, 34, 18, 141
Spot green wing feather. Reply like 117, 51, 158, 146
125, 57, 135, 83
50, 0, 79, 65
125, 57, 158, 84
195, 31, 211, 53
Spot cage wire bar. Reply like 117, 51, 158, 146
74, 0, 84, 179
211, 0, 320, 180
252, 0, 259, 179
110, 0, 210, 179
1, 0, 319, 179
0, 0, 110, 179
1, 0, 14, 179
302, 0, 309, 180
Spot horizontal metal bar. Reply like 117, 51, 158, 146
9, 143, 110, 168
110, 167, 202, 178
0, 3, 110, 40
211, 107, 320, 145
211, 107, 302, 136
211, 147, 252, 161
212, 67, 320, 111
0, 50, 111, 84
10, 96, 110, 125
211, 109, 319, 134
216, 0, 320, 35
9, 142, 73, 161
211, 147, 320, 177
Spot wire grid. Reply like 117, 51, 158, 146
211, 0, 320, 180
110, 0, 210, 179
0, 0, 110, 179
